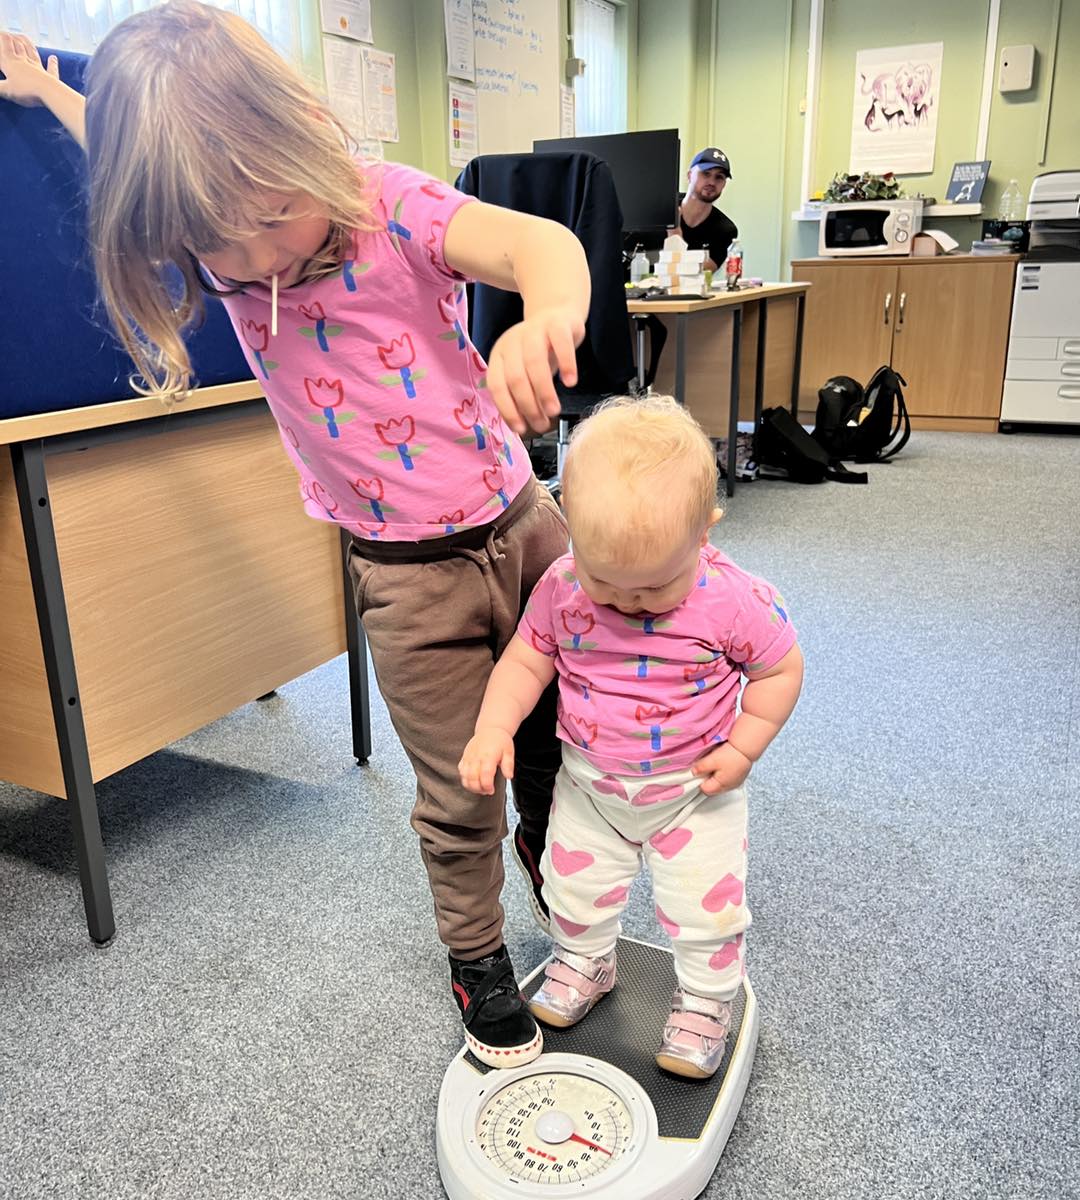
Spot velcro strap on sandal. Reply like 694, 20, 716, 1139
664, 1009, 729, 1039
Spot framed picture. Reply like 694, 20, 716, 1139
946, 161, 990, 204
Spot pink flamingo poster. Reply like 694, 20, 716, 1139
850, 42, 944, 175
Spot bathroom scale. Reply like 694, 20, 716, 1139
436, 937, 759, 1199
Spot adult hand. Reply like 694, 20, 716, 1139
691, 742, 752, 795
0, 33, 58, 106
459, 728, 515, 795
485, 304, 586, 436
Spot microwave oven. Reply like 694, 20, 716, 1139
818, 200, 923, 256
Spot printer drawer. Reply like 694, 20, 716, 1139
1001, 379, 1080, 423
1006, 357, 1080, 381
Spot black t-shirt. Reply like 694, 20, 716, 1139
679, 206, 738, 263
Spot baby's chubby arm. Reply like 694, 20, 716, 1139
459, 634, 558, 795
443, 200, 591, 438
0, 33, 86, 147
692, 643, 804, 795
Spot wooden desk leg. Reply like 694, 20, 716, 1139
726, 307, 743, 498
11, 441, 115, 946
674, 315, 688, 404
791, 291, 806, 419
340, 530, 372, 765
754, 299, 769, 463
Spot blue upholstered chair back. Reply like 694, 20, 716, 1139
0, 49, 251, 420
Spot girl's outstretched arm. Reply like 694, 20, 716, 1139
444, 200, 591, 436
0, 33, 86, 147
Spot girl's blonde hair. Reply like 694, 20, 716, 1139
561, 395, 720, 563
84, 0, 375, 397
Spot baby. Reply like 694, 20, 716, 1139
459, 396, 803, 1078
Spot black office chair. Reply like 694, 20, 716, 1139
455, 152, 636, 485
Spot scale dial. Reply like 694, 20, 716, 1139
476, 1068, 636, 1186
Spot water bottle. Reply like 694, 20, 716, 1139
630, 245, 649, 284
999, 179, 1023, 222
724, 239, 743, 292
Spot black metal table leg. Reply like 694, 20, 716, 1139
726, 307, 743, 498
791, 291, 806, 419
11, 441, 115, 945
340, 530, 372, 765
753, 299, 769, 464
674, 315, 688, 405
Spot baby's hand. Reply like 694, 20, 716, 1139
691, 742, 753, 795
485, 304, 586, 436
459, 728, 515, 795
0, 33, 59, 106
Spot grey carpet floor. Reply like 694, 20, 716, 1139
1, 430, 1077, 1199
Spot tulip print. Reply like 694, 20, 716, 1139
564, 713, 598, 751
435, 508, 466, 534
684, 651, 723, 694
624, 654, 668, 679
560, 609, 597, 652
622, 614, 673, 636
387, 196, 412, 253
565, 671, 592, 701
303, 480, 339, 520
482, 466, 509, 510
731, 638, 766, 674
487, 414, 513, 466
530, 629, 558, 656
453, 396, 486, 450
282, 425, 310, 466
375, 416, 426, 472
297, 302, 343, 352
632, 703, 679, 752
339, 258, 372, 293
438, 290, 467, 351
753, 582, 788, 624
304, 377, 355, 439
349, 475, 394, 525
240, 319, 278, 378
426, 219, 444, 269
378, 334, 427, 399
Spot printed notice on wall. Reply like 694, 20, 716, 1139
322, 36, 367, 142
319, 0, 372, 43
449, 81, 479, 167
362, 47, 399, 143
850, 43, 943, 174
445, 0, 475, 81
560, 85, 575, 137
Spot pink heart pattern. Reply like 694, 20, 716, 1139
701, 873, 744, 912
553, 912, 591, 938
709, 935, 743, 971
632, 783, 685, 807
550, 842, 595, 877
593, 776, 629, 801
593, 885, 629, 908
655, 903, 680, 938
648, 827, 693, 860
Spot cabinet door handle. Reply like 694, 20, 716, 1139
897, 292, 907, 328
883, 291, 893, 324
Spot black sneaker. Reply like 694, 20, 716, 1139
449, 945, 543, 1068
510, 825, 551, 932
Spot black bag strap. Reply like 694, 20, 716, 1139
825, 461, 868, 484
877, 374, 911, 461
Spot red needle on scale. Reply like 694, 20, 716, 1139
567, 1133, 612, 1156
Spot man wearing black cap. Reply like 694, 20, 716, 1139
679, 147, 738, 272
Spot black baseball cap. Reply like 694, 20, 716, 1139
690, 147, 732, 178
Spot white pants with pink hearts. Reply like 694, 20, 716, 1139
540, 745, 749, 1002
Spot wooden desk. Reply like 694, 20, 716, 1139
1, 382, 371, 943
627, 283, 810, 495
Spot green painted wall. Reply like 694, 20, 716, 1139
633, 0, 1080, 278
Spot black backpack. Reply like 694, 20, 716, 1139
813, 366, 911, 463
757, 406, 867, 485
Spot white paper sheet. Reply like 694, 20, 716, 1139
319, 0, 372, 43
444, 0, 475, 81
560, 85, 575, 137
362, 48, 399, 143
850, 43, 944, 175
322, 36, 367, 143
449, 81, 479, 168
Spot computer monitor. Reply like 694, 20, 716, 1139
533, 129, 681, 251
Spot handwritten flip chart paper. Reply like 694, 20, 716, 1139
473, 0, 559, 154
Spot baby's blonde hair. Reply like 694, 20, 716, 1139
561, 395, 720, 564
84, 0, 375, 396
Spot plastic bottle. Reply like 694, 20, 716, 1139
630, 245, 649, 283
999, 179, 1023, 222
724, 239, 744, 292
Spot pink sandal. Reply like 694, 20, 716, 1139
528, 946, 617, 1028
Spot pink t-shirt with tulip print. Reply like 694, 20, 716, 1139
218, 161, 534, 541
519, 545, 798, 776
